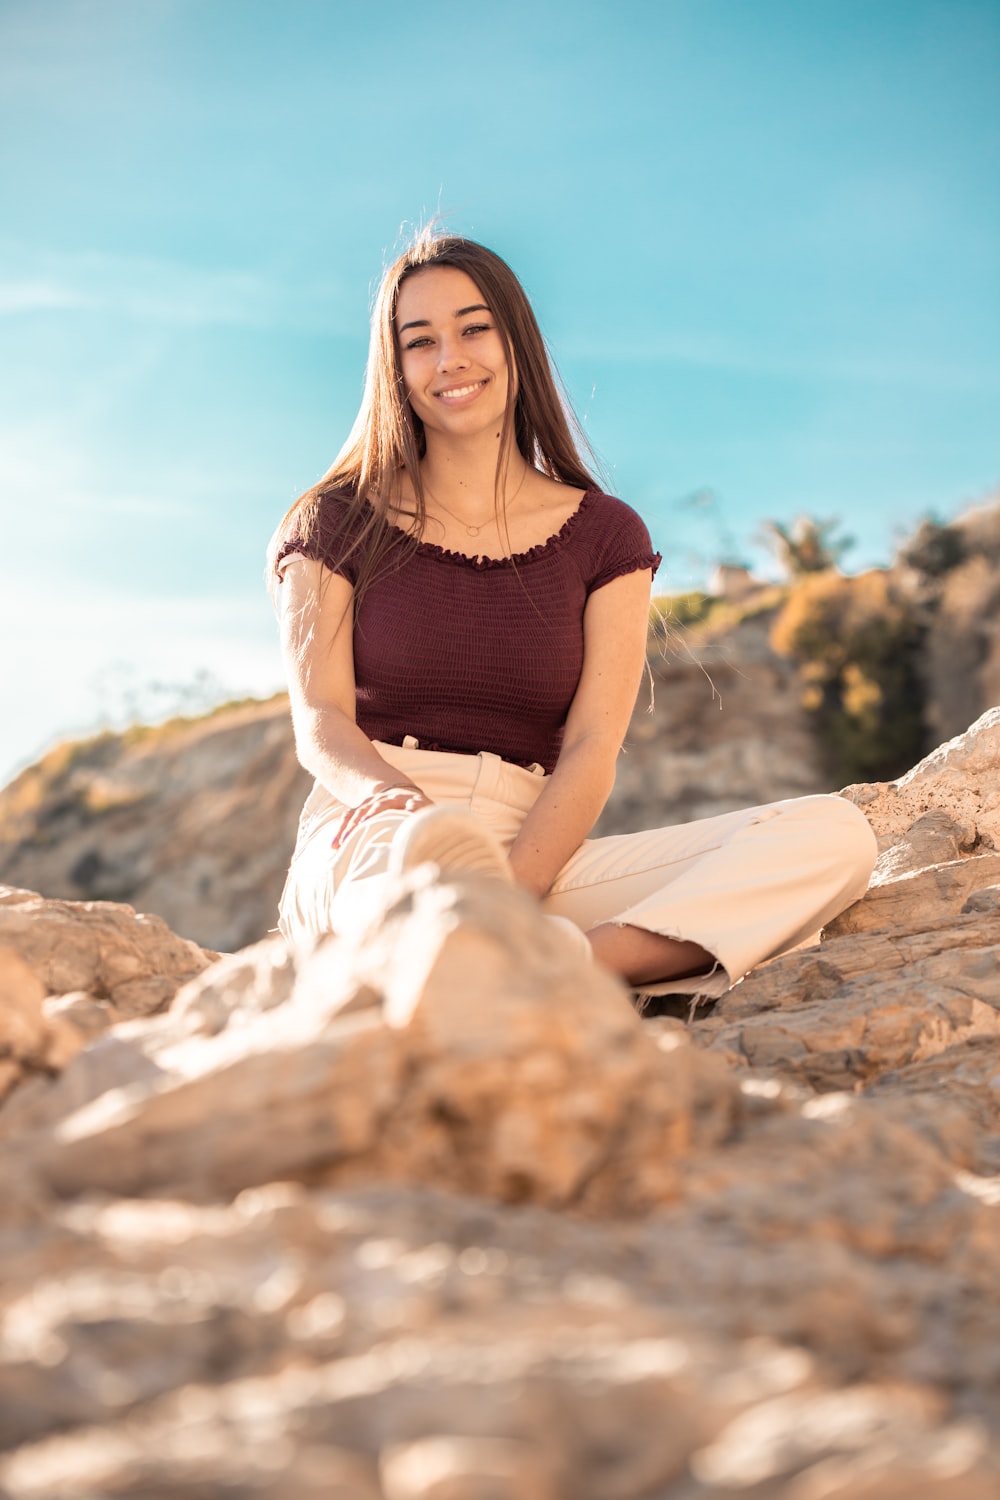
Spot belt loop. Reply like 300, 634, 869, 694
473, 749, 501, 802
402, 735, 420, 749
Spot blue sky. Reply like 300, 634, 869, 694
2, 0, 998, 786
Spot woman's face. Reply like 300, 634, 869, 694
395, 266, 512, 442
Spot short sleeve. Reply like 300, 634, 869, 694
582, 494, 662, 594
273, 491, 364, 585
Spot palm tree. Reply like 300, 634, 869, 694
759, 515, 854, 577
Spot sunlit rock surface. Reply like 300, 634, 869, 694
0, 712, 999, 1495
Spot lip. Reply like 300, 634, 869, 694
433, 378, 489, 404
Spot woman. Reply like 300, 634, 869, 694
270, 232, 876, 1004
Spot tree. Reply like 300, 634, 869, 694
769, 569, 926, 784
758, 515, 854, 578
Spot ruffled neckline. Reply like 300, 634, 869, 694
376, 487, 600, 571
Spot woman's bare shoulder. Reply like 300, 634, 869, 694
523, 470, 590, 522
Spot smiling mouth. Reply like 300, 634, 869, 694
434, 380, 488, 402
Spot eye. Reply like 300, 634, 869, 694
404, 335, 433, 350
463, 322, 491, 336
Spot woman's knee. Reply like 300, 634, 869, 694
781, 793, 878, 890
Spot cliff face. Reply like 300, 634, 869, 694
0, 698, 312, 953
914, 501, 1000, 745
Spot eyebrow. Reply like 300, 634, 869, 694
398, 302, 490, 333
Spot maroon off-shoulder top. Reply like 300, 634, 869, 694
277, 487, 661, 774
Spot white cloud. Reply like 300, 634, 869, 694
0, 240, 353, 332
0, 278, 90, 314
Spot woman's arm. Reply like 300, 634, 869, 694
507, 568, 653, 897
277, 557, 431, 832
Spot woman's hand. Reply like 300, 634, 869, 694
331, 782, 433, 850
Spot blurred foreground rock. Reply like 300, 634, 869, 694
0, 888, 215, 1110
0, 711, 999, 1497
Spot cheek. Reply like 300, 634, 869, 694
398, 355, 424, 403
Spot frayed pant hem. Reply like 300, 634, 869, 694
607, 919, 733, 998
629, 957, 732, 1002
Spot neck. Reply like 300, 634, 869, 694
419, 432, 530, 517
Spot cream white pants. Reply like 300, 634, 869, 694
278, 740, 878, 997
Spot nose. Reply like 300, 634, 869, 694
436, 333, 469, 372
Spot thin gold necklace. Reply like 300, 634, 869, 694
423, 469, 532, 538
426, 491, 498, 538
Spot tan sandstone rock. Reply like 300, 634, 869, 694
0, 886, 215, 1017
13, 873, 723, 1217
0, 1177, 996, 1497
842, 705, 1000, 853
2, 713, 1000, 1496
0, 944, 47, 1061
826, 851, 1000, 938
0, 945, 88, 1107
694, 893, 1000, 1092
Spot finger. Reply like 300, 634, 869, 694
332, 799, 398, 849
332, 788, 431, 849
331, 819, 354, 850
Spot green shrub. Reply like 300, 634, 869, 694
770, 570, 926, 784
649, 591, 714, 631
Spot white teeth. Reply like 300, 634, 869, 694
436, 382, 483, 400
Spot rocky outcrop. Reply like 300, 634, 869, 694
0, 712, 998, 1496
840, 703, 1000, 859
2, 878, 709, 1216
0, 697, 311, 953
0, 887, 215, 1110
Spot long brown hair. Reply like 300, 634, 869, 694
267, 231, 600, 598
